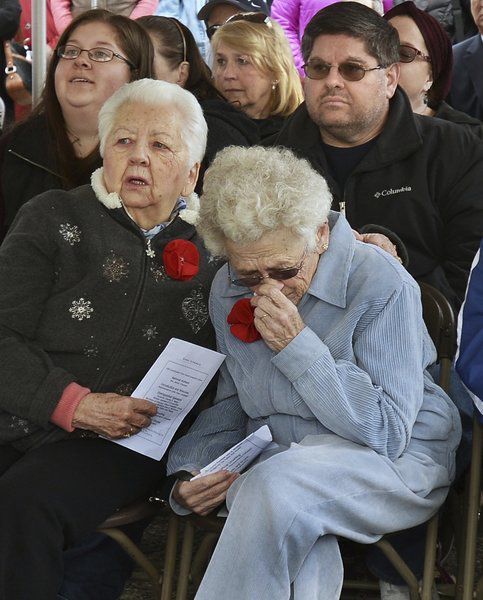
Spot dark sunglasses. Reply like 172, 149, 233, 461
206, 11, 271, 40
228, 246, 308, 288
399, 44, 431, 63
57, 44, 135, 68
303, 60, 385, 82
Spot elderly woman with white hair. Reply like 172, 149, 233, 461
167, 145, 461, 599
0, 78, 218, 598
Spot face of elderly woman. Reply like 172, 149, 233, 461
389, 16, 433, 114
55, 22, 132, 115
102, 102, 198, 226
225, 226, 328, 306
213, 42, 273, 120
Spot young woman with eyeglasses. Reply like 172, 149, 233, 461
384, 1, 482, 136
210, 13, 304, 141
138, 15, 261, 193
0, 9, 153, 241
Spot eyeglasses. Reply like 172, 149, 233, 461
57, 44, 135, 68
398, 44, 431, 63
206, 11, 272, 40
303, 60, 385, 82
228, 246, 308, 288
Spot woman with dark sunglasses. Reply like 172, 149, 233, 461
0, 9, 154, 241
167, 145, 460, 599
384, 1, 482, 136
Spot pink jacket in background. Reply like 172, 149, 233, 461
271, 0, 394, 76
50, 0, 158, 35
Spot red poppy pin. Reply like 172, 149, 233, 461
227, 298, 261, 343
162, 239, 199, 281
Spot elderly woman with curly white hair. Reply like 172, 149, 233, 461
0, 78, 219, 598
167, 145, 462, 599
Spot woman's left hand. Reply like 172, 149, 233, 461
251, 280, 305, 352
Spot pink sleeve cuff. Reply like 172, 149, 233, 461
51, 382, 91, 432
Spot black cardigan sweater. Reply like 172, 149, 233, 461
0, 184, 218, 450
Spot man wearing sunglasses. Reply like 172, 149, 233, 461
197, 0, 269, 41
274, 1, 483, 313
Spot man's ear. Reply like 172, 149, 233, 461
385, 62, 400, 99
177, 62, 190, 87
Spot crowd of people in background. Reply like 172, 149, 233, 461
0, 0, 481, 599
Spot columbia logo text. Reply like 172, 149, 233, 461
374, 186, 412, 199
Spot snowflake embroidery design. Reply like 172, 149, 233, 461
181, 288, 209, 334
69, 298, 93, 321
59, 223, 81, 246
102, 253, 130, 283
83, 344, 99, 358
143, 325, 159, 340
150, 262, 168, 283
9, 415, 32, 434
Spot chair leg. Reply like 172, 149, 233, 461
176, 520, 195, 600
191, 532, 219, 586
458, 415, 482, 600
160, 514, 179, 600
421, 514, 438, 600
99, 527, 161, 597
375, 538, 421, 600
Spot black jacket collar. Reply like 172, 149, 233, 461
274, 87, 423, 175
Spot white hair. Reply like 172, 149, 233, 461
198, 146, 332, 258
98, 78, 207, 165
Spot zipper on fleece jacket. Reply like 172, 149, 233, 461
7, 149, 61, 179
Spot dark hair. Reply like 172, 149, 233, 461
384, 1, 453, 108
137, 15, 223, 101
302, 2, 400, 67
34, 9, 154, 187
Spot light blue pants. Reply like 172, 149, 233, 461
195, 435, 450, 600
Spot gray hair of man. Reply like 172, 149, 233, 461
98, 78, 208, 166
198, 146, 332, 258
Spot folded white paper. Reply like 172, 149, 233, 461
112, 338, 225, 461
193, 425, 273, 479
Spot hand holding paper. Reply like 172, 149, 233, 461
192, 425, 273, 479
173, 470, 239, 517
173, 426, 273, 516
111, 338, 225, 461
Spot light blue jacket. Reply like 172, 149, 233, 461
167, 212, 461, 487
155, 0, 209, 58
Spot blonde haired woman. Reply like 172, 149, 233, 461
211, 13, 303, 140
